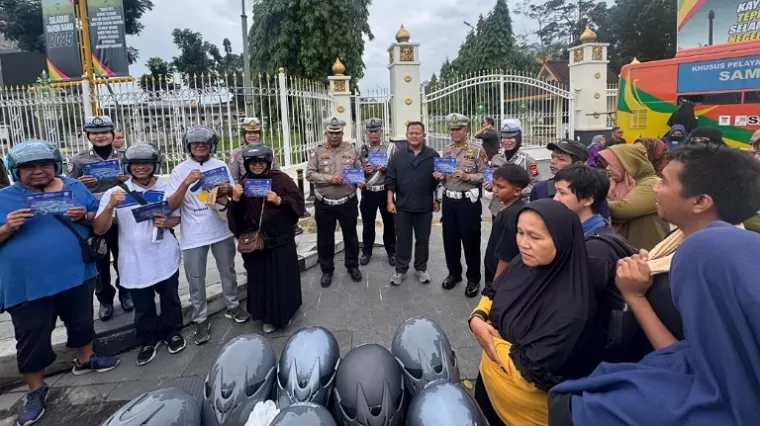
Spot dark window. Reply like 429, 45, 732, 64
745, 91, 760, 104
679, 92, 742, 105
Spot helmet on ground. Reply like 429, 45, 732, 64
183, 125, 218, 154
276, 326, 341, 409
406, 381, 489, 426
391, 316, 460, 397
84, 115, 115, 133
7, 140, 64, 181
331, 344, 406, 426
100, 387, 200, 426
202, 334, 277, 426
122, 143, 162, 175
242, 144, 275, 171
240, 117, 262, 135
270, 402, 337, 426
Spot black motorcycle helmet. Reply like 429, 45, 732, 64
242, 144, 275, 173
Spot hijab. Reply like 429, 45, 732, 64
598, 149, 634, 201
227, 169, 305, 235
687, 127, 726, 146
664, 124, 687, 150
490, 199, 597, 391
551, 222, 760, 425
635, 138, 669, 175
667, 101, 698, 133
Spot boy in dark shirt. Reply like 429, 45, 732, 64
484, 164, 531, 286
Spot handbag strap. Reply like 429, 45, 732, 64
117, 182, 148, 205
54, 215, 87, 244
255, 198, 266, 234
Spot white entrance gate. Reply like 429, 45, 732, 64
353, 88, 392, 142
421, 72, 575, 151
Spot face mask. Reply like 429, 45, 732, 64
671, 135, 683, 142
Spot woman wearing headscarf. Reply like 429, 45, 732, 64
634, 138, 669, 175
667, 99, 697, 133
585, 134, 606, 168
686, 127, 726, 146
228, 144, 305, 334
549, 223, 760, 426
468, 199, 602, 426
598, 144, 669, 250
662, 124, 687, 150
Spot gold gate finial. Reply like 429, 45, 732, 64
630, 57, 640, 64
331, 58, 345, 75
396, 24, 411, 43
580, 25, 597, 43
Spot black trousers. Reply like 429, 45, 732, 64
95, 223, 127, 305
130, 270, 183, 346
394, 210, 432, 274
484, 214, 498, 285
474, 374, 507, 426
359, 190, 395, 255
315, 198, 359, 272
442, 196, 482, 281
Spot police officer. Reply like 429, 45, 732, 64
359, 118, 396, 266
306, 117, 363, 287
434, 113, 487, 297
228, 117, 281, 183
67, 115, 132, 321
490, 119, 541, 205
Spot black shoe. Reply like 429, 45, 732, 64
193, 321, 211, 345
360, 253, 372, 266
119, 293, 134, 313
294, 225, 304, 236
348, 268, 363, 282
387, 253, 396, 267
442, 276, 462, 290
321, 272, 333, 288
136, 343, 158, 366
99, 303, 114, 321
464, 280, 480, 298
165, 334, 187, 354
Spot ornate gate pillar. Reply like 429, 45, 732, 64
568, 26, 611, 145
387, 25, 421, 140
328, 58, 353, 142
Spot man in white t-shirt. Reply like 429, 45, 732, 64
93, 143, 188, 365
166, 125, 250, 345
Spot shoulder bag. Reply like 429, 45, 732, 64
54, 215, 108, 263
237, 199, 266, 254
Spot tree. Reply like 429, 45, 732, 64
476, 0, 518, 70
608, 0, 676, 67
248, 0, 374, 90
0, 0, 154, 64
138, 57, 176, 97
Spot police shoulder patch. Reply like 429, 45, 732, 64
528, 161, 538, 177
479, 150, 487, 161
66, 161, 74, 173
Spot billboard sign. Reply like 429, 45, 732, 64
88, 0, 130, 77
678, 0, 760, 49
677, 54, 760, 92
42, 0, 83, 81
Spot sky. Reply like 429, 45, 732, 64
126, 0, 538, 92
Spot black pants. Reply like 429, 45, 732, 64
8, 279, 96, 374
130, 270, 183, 346
442, 196, 482, 281
484, 214, 498, 285
315, 198, 359, 272
474, 374, 507, 426
395, 210, 432, 274
95, 223, 127, 305
359, 190, 395, 255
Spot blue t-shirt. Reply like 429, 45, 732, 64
530, 179, 610, 219
0, 178, 99, 311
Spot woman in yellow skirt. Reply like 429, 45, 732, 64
468, 199, 604, 425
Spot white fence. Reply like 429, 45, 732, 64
353, 88, 392, 141
607, 84, 619, 128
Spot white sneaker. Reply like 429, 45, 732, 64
416, 270, 431, 284
390, 272, 407, 286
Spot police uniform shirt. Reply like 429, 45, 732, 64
491, 149, 541, 197
306, 141, 363, 199
228, 144, 281, 183
67, 148, 124, 199
363, 142, 390, 188
441, 142, 488, 192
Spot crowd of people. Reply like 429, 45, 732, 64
1, 108, 760, 426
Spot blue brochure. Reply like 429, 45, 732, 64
82, 159, 120, 180
343, 168, 365, 184
368, 153, 388, 168
131, 201, 172, 223
201, 167, 230, 191
483, 168, 495, 185
24, 191, 76, 216
434, 157, 457, 174
119, 190, 164, 208
244, 179, 272, 198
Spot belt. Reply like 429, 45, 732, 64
364, 185, 385, 192
315, 191, 356, 206
444, 190, 467, 200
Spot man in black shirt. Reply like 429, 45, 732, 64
385, 122, 440, 286
473, 117, 500, 161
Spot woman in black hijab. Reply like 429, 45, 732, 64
667, 99, 698, 134
468, 199, 602, 426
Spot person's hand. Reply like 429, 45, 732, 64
183, 169, 202, 186
387, 202, 397, 214
78, 175, 97, 187
215, 183, 232, 196
433, 172, 445, 181
363, 163, 374, 174
116, 174, 129, 182
231, 184, 244, 202
4, 208, 33, 231
108, 189, 126, 209
453, 169, 464, 179
615, 253, 653, 300
433, 201, 440, 213
331, 175, 344, 185
266, 191, 280, 204
377, 164, 386, 172
483, 182, 493, 191
64, 206, 88, 222
153, 214, 169, 229
470, 317, 502, 367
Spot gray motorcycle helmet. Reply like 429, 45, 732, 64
122, 143, 162, 175
276, 326, 341, 409
406, 380, 489, 426
331, 344, 406, 426
100, 387, 200, 426
202, 334, 277, 426
391, 316, 460, 397
270, 402, 337, 426
183, 125, 218, 154
7, 140, 64, 181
